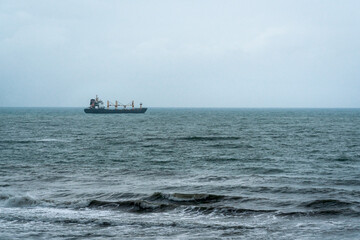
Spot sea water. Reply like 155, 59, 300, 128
1, 108, 359, 239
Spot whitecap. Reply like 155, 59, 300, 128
5, 195, 38, 207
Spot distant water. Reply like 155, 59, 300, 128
1, 108, 360, 239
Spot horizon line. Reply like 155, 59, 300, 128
1, 106, 359, 109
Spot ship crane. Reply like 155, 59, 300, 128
117, 101, 133, 109
106, 100, 135, 109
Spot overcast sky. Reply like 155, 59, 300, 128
1, 0, 359, 107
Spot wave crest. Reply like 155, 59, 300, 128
88, 199, 174, 212
5, 195, 38, 207
145, 192, 225, 203
302, 199, 354, 209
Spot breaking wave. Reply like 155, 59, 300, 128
144, 192, 227, 203
88, 199, 174, 212
85, 194, 360, 217
4, 195, 39, 207
2, 192, 359, 217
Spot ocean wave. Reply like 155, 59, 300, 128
209, 143, 254, 149
0, 193, 11, 200
183, 205, 275, 216
87, 198, 275, 216
333, 156, 357, 162
277, 209, 360, 217
301, 199, 356, 209
268, 199, 360, 217
3, 192, 359, 218
144, 137, 167, 141
144, 192, 226, 203
178, 136, 240, 141
86, 192, 267, 215
0, 140, 34, 144
243, 168, 284, 174
331, 179, 360, 186
204, 157, 241, 162
0, 194, 79, 209
197, 176, 231, 182
84, 192, 360, 217
144, 136, 241, 141
238, 185, 360, 196
0, 138, 70, 144
88, 199, 174, 212
4, 195, 39, 207
35, 138, 70, 142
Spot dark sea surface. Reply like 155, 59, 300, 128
1, 108, 360, 239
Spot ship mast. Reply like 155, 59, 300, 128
94, 96, 143, 110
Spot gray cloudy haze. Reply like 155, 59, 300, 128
1, 0, 359, 107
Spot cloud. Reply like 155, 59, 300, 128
0, 0, 359, 107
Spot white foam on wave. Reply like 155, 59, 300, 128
0, 192, 91, 209
58, 199, 90, 209
4, 195, 38, 207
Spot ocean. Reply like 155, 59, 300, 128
1, 108, 359, 239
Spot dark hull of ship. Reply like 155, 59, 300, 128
84, 108, 147, 114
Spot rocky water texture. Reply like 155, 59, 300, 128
1, 108, 360, 239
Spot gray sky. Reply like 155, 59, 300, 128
1, 0, 359, 107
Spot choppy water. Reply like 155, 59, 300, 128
1, 108, 360, 239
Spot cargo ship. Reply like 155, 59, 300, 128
84, 95, 147, 114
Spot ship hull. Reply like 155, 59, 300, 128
84, 108, 147, 114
